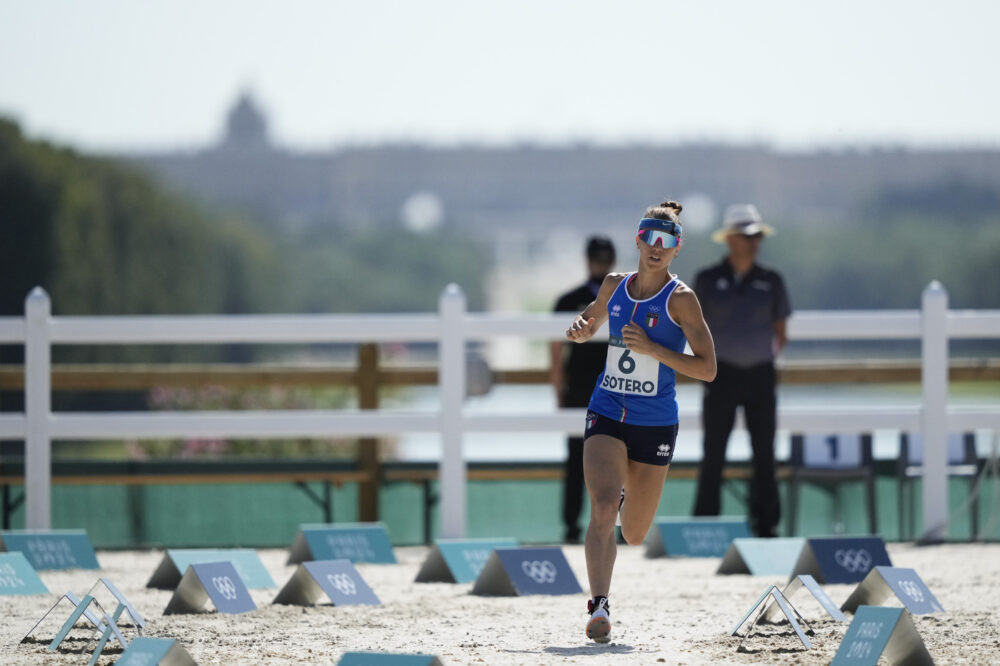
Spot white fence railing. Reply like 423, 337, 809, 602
1, 282, 999, 540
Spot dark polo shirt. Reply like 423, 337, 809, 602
694, 259, 791, 369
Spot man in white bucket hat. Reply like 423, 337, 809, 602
710, 203, 775, 243
692, 203, 790, 537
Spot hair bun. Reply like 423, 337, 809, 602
660, 200, 683, 214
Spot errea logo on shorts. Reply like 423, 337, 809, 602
657, 443, 672, 457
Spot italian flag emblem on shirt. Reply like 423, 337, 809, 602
645, 313, 659, 328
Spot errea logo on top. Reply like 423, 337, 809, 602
611, 304, 623, 317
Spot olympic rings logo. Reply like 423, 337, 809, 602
834, 549, 873, 573
327, 573, 357, 595
521, 560, 557, 584
212, 576, 238, 600
899, 580, 924, 602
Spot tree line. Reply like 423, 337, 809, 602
3, 114, 998, 330
0, 118, 489, 338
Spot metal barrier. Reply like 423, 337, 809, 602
1, 282, 998, 539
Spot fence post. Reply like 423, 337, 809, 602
921, 281, 948, 542
25, 287, 52, 530
357, 343, 380, 522
439, 284, 466, 538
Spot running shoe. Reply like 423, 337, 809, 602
586, 596, 611, 643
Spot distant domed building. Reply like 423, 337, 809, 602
220, 92, 270, 151
124, 92, 1000, 242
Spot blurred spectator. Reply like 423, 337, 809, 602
550, 236, 616, 542
692, 204, 791, 537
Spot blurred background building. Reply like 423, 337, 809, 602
127, 93, 1000, 238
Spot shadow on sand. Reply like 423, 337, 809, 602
500, 642, 640, 658
545, 642, 639, 657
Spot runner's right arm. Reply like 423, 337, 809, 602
566, 273, 625, 343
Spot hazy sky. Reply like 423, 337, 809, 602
2, 1, 999, 152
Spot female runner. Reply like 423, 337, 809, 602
565, 200, 717, 643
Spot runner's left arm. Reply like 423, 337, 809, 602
620, 283, 717, 382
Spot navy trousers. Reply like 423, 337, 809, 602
693, 361, 780, 537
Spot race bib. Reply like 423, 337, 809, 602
599, 336, 658, 396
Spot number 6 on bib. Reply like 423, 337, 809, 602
601, 336, 658, 396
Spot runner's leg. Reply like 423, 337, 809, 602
583, 434, 628, 597
619, 460, 670, 545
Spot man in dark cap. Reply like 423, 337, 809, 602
692, 204, 791, 537
550, 235, 616, 543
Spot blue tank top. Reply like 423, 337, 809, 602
588, 274, 687, 425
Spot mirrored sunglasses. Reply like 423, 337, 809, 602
637, 228, 681, 249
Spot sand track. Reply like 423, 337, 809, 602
2, 542, 998, 664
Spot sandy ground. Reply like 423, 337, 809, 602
2, 542, 999, 665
